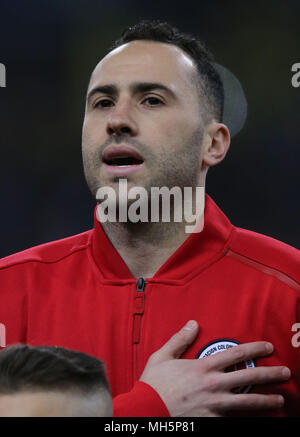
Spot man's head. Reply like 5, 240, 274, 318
82, 20, 230, 203
0, 344, 112, 417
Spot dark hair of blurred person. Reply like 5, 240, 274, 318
0, 344, 112, 417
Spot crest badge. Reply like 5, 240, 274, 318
197, 339, 256, 393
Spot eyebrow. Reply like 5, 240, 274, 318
87, 82, 177, 103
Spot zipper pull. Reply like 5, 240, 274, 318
136, 277, 146, 292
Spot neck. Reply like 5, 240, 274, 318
101, 220, 192, 278
98, 182, 206, 278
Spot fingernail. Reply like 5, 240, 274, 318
277, 395, 285, 406
184, 320, 198, 330
282, 367, 291, 379
265, 342, 273, 353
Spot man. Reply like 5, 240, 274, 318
0, 20, 299, 417
0, 344, 112, 416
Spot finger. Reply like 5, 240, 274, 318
204, 341, 273, 371
221, 393, 285, 411
152, 320, 199, 363
222, 366, 291, 390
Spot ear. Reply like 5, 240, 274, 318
201, 122, 231, 169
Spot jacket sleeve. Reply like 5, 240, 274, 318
113, 381, 171, 417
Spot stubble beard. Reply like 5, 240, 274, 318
82, 124, 204, 241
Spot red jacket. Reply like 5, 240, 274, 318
0, 194, 299, 416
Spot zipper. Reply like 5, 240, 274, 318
132, 277, 146, 383
132, 277, 146, 343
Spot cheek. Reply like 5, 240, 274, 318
82, 131, 100, 171
155, 106, 198, 135
149, 116, 198, 149
82, 115, 106, 145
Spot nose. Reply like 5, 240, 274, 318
106, 100, 138, 137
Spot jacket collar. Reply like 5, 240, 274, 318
91, 194, 234, 283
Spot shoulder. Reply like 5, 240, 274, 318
227, 226, 300, 291
0, 230, 92, 271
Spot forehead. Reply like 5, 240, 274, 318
0, 390, 111, 417
89, 40, 197, 93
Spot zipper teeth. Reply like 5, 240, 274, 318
132, 278, 146, 383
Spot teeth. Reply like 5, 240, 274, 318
117, 165, 132, 167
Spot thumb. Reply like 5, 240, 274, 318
152, 320, 199, 364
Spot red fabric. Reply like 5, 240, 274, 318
0, 194, 300, 416
113, 381, 170, 417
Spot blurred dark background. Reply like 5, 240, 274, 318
0, 0, 300, 257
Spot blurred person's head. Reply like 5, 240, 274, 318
0, 344, 112, 417
82, 20, 230, 202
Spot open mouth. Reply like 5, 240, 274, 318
102, 145, 145, 175
103, 156, 144, 167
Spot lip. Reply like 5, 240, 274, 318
102, 144, 144, 176
103, 162, 144, 176
102, 144, 144, 163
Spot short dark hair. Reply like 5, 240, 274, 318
110, 20, 224, 123
0, 344, 110, 395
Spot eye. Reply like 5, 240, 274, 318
142, 96, 164, 106
95, 99, 114, 109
